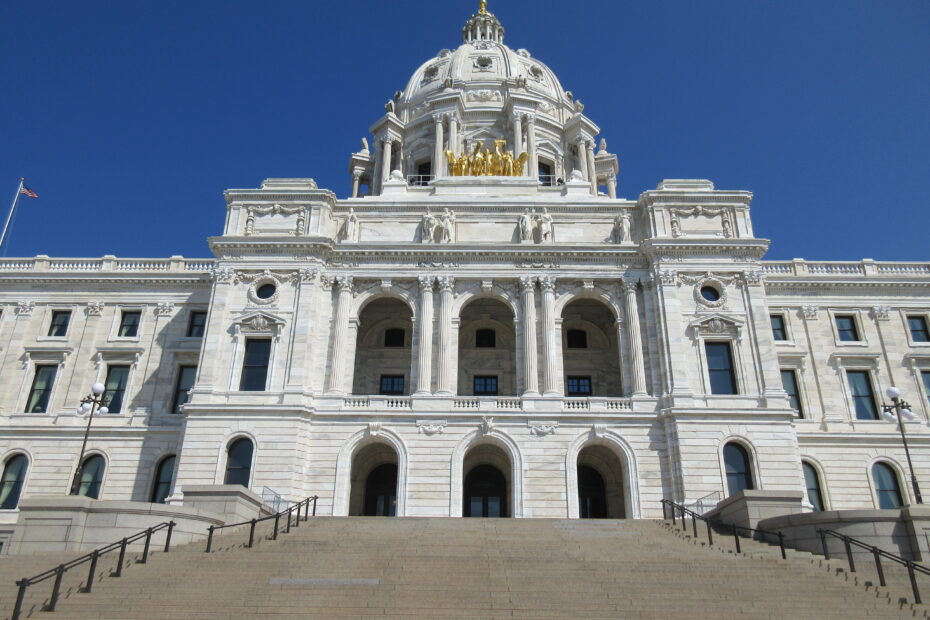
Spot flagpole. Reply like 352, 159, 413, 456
0, 177, 25, 251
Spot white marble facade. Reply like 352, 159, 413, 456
1, 4, 929, 527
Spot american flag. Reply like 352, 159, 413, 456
19, 185, 38, 199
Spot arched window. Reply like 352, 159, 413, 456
0, 454, 28, 509
224, 438, 254, 488
475, 328, 496, 348
802, 461, 825, 512
566, 329, 588, 349
77, 454, 105, 499
872, 462, 903, 509
150, 455, 176, 504
723, 443, 754, 496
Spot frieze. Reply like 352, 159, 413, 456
15, 301, 34, 316
86, 301, 105, 316
154, 302, 175, 317
416, 420, 447, 435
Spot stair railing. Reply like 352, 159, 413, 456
660, 498, 786, 559
11, 520, 176, 620
818, 527, 930, 605
205, 495, 318, 553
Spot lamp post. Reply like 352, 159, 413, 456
68, 383, 109, 496
882, 386, 922, 505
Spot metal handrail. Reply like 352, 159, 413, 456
818, 528, 930, 604
660, 499, 787, 559
11, 520, 176, 620
205, 495, 318, 553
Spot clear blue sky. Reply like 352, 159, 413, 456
1, 1, 928, 261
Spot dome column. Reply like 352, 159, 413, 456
380, 137, 393, 187
575, 137, 587, 179
586, 140, 597, 195
433, 114, 445, 179
526, 114, 538, 178
449, 115, 459, 155
512, 113, 524, 158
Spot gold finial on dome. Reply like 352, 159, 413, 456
478, 0, 489, 15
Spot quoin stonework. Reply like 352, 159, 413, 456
2, 3, 929, 544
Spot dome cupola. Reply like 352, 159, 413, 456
462, 0, 504, 44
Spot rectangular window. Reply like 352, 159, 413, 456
922, 371, 930, 405
48, 310, 71, 337
908, 316, 930, 343
566, 376, 592, 396
103, 365, 130, 413
118, 310, 141, 337
835, 315, 860, 342
239, 339, 271, 391
780, 369, 803, 417
847, 370, 878, 420
379, 375, 405, 395
473, 375, 498, 395
26, 365, 57, 413
172, 366, 197, 414
705, 342, 737, 395
187, 311, 207, 338
770, 315, 787, 341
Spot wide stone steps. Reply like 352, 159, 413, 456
1, 517, 927, 619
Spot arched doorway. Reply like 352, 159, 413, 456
353, 298, 414, 396
462, 443, 512, 517
458, 298, 517, 396
723, 442, 754, 496
350, 443, 398, 516
577, 445, 626, 518
561, 299, 621, 396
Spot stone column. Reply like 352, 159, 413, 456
526, 114, 538, 178
607, 172, 617, 199
326, 276, 354, 394
520, 276, 539, 396
512, 113, 524, 157
436, 276, 455, 394
416, 276, 434, 394
433, 114, 445, 178
449, 115, 459, 155
575, 138, 587, 179
622, 280, 648, 396
380, 138, 393, 185
586, 140, 597, 195
351, 170, 361, 198
539, 276, 559, 395
372, 141, 383, 194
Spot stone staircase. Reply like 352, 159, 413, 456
1, 516, 928, 619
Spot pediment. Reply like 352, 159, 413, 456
234, 311, 286, 335
689, 313, 744, 336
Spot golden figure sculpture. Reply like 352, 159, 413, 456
445, 138, 530, 177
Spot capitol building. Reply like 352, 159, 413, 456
1, 2, 929, 540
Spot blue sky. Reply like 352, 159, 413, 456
1, 1, 928, 260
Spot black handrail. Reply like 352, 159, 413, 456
660, 498, 786, 559
205, 495, 318, 553
11, 520, 175, 620
818, 528, 930, 605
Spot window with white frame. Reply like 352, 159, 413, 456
25, 365, 57, 413
847, 370, 878, 420
47, 310, 71, 338
706, 342, 738, 395
103, 365, 130, 413
834, 314, 861, 342
907, 315, 930, 344
117, 310, 141, 338
780, 369, 804, 417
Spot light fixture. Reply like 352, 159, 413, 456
881, 387, 922, 504
69, 383, 110, 496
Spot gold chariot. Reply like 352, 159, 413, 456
445, 139, 530, 177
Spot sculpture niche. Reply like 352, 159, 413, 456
445, 139, 530, 177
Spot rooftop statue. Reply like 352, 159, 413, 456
445, 139, 530, 177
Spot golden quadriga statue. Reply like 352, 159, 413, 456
446, 139, 530, 177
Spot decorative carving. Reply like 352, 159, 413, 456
437, 276, 455, 292
743, 270, 764, 286
154, 302, 175, 317
656, 269, 678, 286
465, 89, 502, 102
244, 203, 309, 237
529, 421, 557, 436
538, 276, 556, 291
417, 420, 446, 435
872, 305, 892, 320
538, 208, 553, 243
86, 301, 105, 316
519, 208, 535, 241
319, 274, 335, 290
670, 215, 682, 238
518, 276, 536, 292
515, 261, 561, 269
421, 208, 438, 243
802, 305, 819, 319
418, 261, 460, 269
446, 138, 528, 177
15, 301, 34, 316
245, 314, 270, 331
418, 275, 434, 291
368, 422, 382, 436
298, 267, 319, 283
721, 214, 733, 238
335, 275, 354, 292
614, 212, 632, 244
479, 416, 494, 434
439, 208, 456, 243
592, 424, 606, 438
670, 205, 727, 218
342, 208, 359, 242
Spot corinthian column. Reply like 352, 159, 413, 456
586, 140, 597, 195
381, 137, 393, 186
436, 276, 455, 394
449, 115, 459, 155
326, 276, 354, 394
575, 138, 587, 179
433, 114, 445, 178
539, 276, 559, 395
416, 276, 434, 394
526, 114, 538, 178
512, 113, 524, 157
622, 280, 648, 396
520, 276, 539, 396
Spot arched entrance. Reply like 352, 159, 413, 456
458, 298, 517, 396
350, 443, 398, 516
353, 298, 414, 396
577, 445, 626, 518
561, 298, 621, 396
462, 443, 512, 518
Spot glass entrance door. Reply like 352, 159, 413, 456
463, 464, 507, 517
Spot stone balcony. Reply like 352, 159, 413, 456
316, 394, 646, 415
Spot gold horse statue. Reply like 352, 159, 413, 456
443, 138, 530, 177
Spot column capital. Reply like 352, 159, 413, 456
437, 275, 455, 291
519, 275, 536, 292
525, 113, 536, 124
433, 113, 444, 124
538, 275, 556, 291
335, 275, 354, 291
352, 170, 362, 180
621, 280, 638, 294
512, 111, 524, 123
381, 135, 394, 145
418, 275, 435, 290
